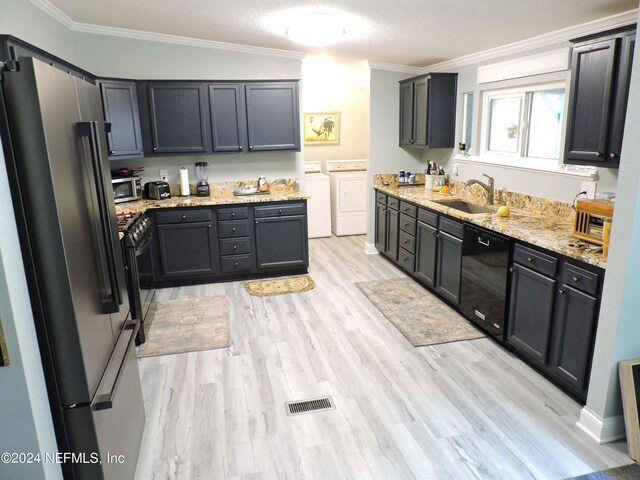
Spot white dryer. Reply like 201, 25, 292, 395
304, 161, 331, 238
323, 160, 367, 236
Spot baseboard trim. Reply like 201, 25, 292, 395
364, 242, 379, 255
577, 407, 627, 444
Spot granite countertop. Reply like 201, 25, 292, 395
116, 179, 309, 216
375, 183, 606, 269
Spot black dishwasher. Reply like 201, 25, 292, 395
460, 224, 510, 340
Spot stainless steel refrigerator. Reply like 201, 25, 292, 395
0, 57, 145, 479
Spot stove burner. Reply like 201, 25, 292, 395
116, 211, 142, 233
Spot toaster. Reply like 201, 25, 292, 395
144, 181, 171, 200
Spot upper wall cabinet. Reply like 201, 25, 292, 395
209, 84, 247, 153
564, 28, 636, 168
399, 73, 458, 148
99, 80, 144, 160
139, 82, 211, 155
210, 82, 300, 153
138, 80, 300, 156
245, 83, 300, 152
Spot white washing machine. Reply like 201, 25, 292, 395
304, 161, 332, 238
323, 160, 367, 236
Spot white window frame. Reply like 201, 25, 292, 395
479, 81, 566, 170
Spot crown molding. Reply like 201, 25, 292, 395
425, 9, 638, 72
368, 62, 423, 75
27, 0, 306, 60
71, 23, 307, 59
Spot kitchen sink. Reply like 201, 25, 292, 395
432, 199, 495, 214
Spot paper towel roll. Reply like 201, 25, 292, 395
180, 167, 190, 196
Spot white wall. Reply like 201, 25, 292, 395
0, 0, 76, 63
582, 5, 640, 432
301, 55, 369, 170
367, 68, 429, 244
0, 141, 62, 480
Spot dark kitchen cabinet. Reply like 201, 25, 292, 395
209, 84, 247, 153
154, 208, 218, 280
399, 73, 458, 148
507, 263, 556, 365
415, 219, 438, 288
142, 82, 210, 154
245, 83, 300, 152
507, 243, 604, 402
374, 192, 400, 261
99, 80, 143, 160
254, 203, 308, 270
564, 27, 636, 167
435, 229, 462, 305
549, 285, 598, 393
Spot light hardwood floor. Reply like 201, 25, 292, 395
134, 235, 631, 480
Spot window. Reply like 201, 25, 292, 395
482, 83, 565, 162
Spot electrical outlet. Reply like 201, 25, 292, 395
159, 169, 168, 182
581, 181, 597, 199
452, 163, 459, 176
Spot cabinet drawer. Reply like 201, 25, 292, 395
155, 209, 212, 224
398, 248, 415, 272
376, 191, 387, 204
399, 230, 416, 254
221, 255, 252, 273
218, 220, 250, 238
387, 196, 400, 211
561, 262, 600, 296
254, 203, 305, 218
220, 237, 251, 255
418, 208, 438, 227
217, 207, 249, 221
399, 201, 417, 218
399, 214, 416, 235
513, 244, 558, 277
438, 216, 463, 239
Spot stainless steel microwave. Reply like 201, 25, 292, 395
112, 176, 142, 203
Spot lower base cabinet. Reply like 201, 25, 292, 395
255, 214, 308, 269
507, 243, 603, 401
149, 201, 308, 286
155, 208, 216, 278
373, 189, 604, 403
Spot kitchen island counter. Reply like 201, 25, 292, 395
375, 183, 606, 269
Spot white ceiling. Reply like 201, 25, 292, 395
46, 0, 638, 67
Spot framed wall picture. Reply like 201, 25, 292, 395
304, 112, 340, 145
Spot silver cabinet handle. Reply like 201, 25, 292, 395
572, 276, 580, 282
527, 257, 534, 262
609, 152, 617, 159
478, 237, 490, 247
559, 289, 565, 295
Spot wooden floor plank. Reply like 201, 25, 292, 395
134, 235, 630, 479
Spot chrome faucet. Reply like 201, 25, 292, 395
465, 174, 495, 205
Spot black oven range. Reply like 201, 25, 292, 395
117, 211, 155, 344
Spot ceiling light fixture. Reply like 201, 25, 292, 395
286, 13, 345, 46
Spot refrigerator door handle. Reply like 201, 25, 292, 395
76, 121, 122, 313
91, 320, 139, 411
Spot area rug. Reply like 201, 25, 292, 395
136, 296, 230, 357
355, 278, 485, 347
244, 275, 315, 296
566, 462, 640, 479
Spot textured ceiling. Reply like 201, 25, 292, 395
48, 0, 638, 66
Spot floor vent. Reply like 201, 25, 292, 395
286, 396, 335, 416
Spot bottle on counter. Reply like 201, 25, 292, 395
408, 173, 415, 184
258, 175, 269, 192
399, 170, 406, 184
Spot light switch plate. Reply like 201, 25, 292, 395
159, 169, 168, 182
581, 181, 597, 199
